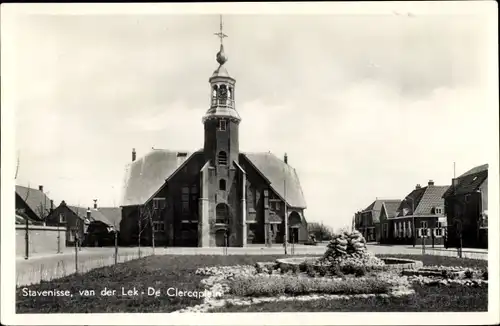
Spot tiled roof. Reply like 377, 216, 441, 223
443, 164, 488, 198
15, 185, 53, 220
120, 149, 200, 206
67, 205, 89, 219
120, 149, 307, 209
397, 185, 449, 216
242, 152, 307, 209
459, 164, 488, 178
383, 200, 402, 218
65, 205, 121, 230
94, 207, 122, 230
363, 199, 401, 222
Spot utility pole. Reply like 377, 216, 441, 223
284, 168, 288, 255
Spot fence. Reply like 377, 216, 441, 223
16, 225, 67, 257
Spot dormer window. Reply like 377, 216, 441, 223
218, 119, 227, 131
434, 207, 443, 215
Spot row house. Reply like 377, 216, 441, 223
387, 180, 449, 246
442, 164, 488, 249
354, 199, 401, 242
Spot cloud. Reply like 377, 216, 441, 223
9, 12, 496, 230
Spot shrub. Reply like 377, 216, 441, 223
315, 265, 328, 277
290, 264, 300, 275
229, 275, 392, 297
354, 266, 367, 277
328, 264, 344, 277
306, 264, 316, 277
279, 263, 289, 274
299, 261, 309, 273
464, 270, 474, 279
482, 270, 488, 280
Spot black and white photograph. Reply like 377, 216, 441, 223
1, 2, 498, 325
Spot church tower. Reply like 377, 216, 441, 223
202, 16, 241, 167
200, 16, 243, 247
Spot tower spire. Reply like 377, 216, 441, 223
214, 15, 228, 65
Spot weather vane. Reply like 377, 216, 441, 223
214, 15, 228, 45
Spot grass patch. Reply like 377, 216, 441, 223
212, 283, 487, 312
16, 255, 289, 313
377, 254, 488, 269
230, 275, 391, 297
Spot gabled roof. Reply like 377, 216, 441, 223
459, 164, 488, 178
443, 164, 488, 198
63, 205, 121, 230
397, 185, 449, 217
120, 149, 201, 206
382, 200, 402, 218
66, 205, 88, 220
93, 207, 122, 230
363, 199, 401, 222
120, 149, 307, 209
15, 185, 53, 220
242, 152, 307, 209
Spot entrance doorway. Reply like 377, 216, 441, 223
215, 229, 227, 247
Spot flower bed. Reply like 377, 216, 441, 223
275, 256, 422, 274
177, 264, 414, 313
229, 274, 392, 297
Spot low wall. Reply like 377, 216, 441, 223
16, 225, 67, 257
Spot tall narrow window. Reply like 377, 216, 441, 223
217, 151, 227, 165
216, 204, 229, 224
218, 119, 227, 131
219, 179, 226, 191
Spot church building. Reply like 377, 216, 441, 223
119, 18, 308, 247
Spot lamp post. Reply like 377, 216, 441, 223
404, 196, 416, 247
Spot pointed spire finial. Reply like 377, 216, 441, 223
214, 14, 228, 65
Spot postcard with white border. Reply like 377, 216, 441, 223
1, 1, 499, 325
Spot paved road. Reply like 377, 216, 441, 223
15, 244, 487, 287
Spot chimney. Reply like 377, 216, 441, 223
38, 185, 44, 192
132, 148, 137, 162
428, 180, 434, 186
284, 153, 288, 164
415, 184, 421, 189
93, 199, 98, 209
86, 207, 91, 219
50, 199, 54, 213
452, 178, 459, 187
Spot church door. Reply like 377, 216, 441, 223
215, 229, 227, 247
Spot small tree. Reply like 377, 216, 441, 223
137, 201, 158, 257
308, 222, 334, 241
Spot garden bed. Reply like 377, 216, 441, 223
275, 256, 423, 271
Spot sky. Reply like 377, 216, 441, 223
5, 3, 498, 230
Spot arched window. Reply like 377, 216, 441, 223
219, 179, 226, 191
217, 151, 227, 165
212, 85, 218, 97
